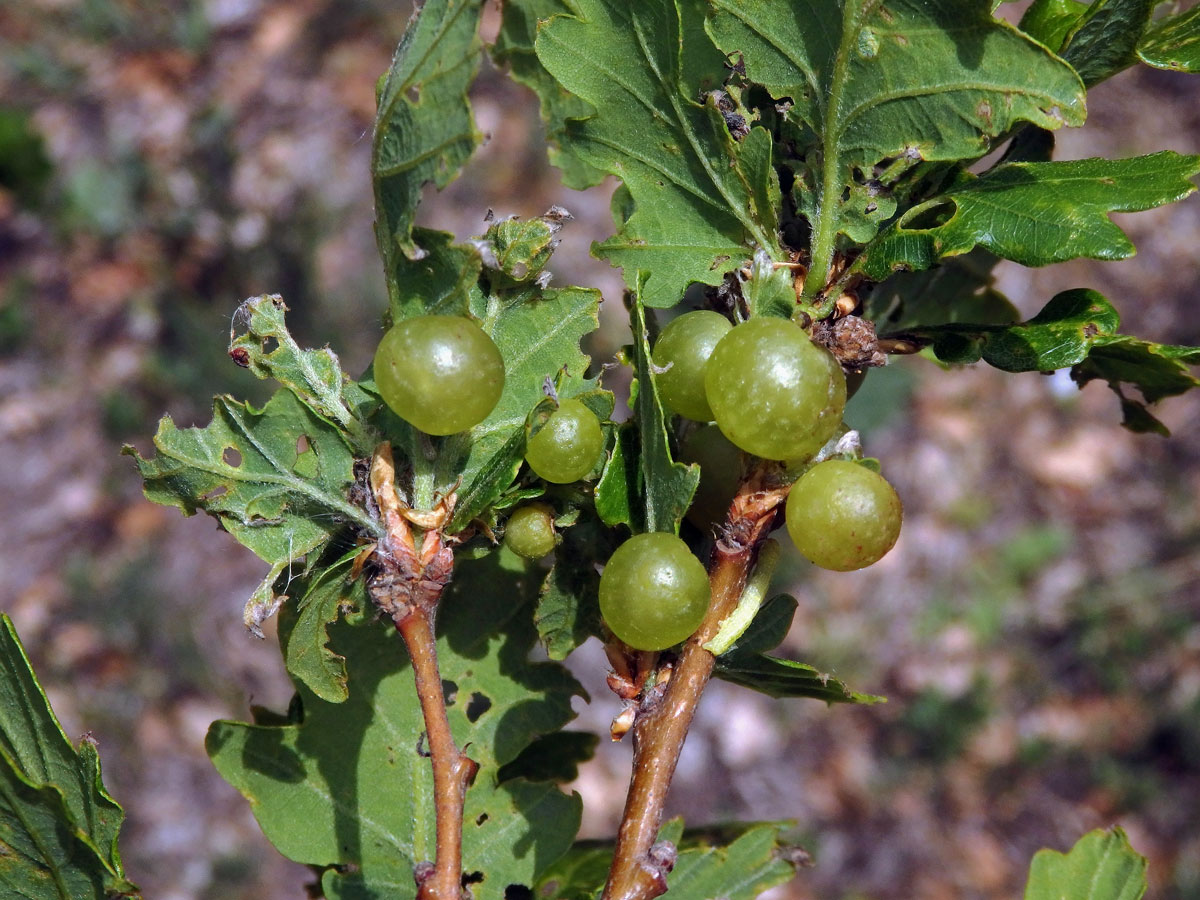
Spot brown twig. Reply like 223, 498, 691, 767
601, 470, 789, 900
398, 611, 476, 900
367, 444, 477, 900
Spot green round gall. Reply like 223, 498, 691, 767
599, 532, 711, 651
373, 315, 504, 436
503, 503, 557, 559
652, 310, 733, 421
785, 459, 902, 572
705, 316, 846, 461
680, 424, 742, 529
525, 398, 605, 484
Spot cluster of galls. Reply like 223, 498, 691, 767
371, 313, 605, 560
370, 297, 902, 655
654, 305, 901, 556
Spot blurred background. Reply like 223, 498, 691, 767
1, 1, 1198, 898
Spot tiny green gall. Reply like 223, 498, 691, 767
503, 503, 558, 559
525, 398, 605, 483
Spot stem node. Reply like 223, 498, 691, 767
367, 443, 474, 900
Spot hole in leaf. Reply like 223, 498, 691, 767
475, 813, 488, 826
296, 435, 310, 454
902, 199, 957, 231
505, 885, 533, 900
408, 85, 421, 104
201, 485, 228, 501
222, 447, 242, 467
442, 680, 458, 706
462, 872, 484, 887
465, 692, 492, 723
261, 336, 278, 354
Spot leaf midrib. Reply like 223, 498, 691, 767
627, 8, 772, 250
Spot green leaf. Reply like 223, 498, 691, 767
707, 0, 1086, 297
901, 289, 1200, 431
534, 820, 799, 900
594, 424, 634, 528
1072, 336, 1200, 433
533, 0, 782, 309
123, 390, 376, 632
207, 551, 583, 900
492, 0, 606, 188
1022, 0, 1155, 86
0, 615, 137, 898
853, 153, 1200, 282
1024, 827, 1147, 900
1137, 4, 1200, 73
1057, 0, 1155, 87
867, 249, 1019, 333
281, 547, 368, 704
664, 823, 802, 900
730, 594, 797, 656
1082, 337, 1200, 403
744, 250, 800, 320
123, 391, 376, 543
373, 0, 484, 273
444, 282, 604, 531
536, 512, 614, 658
714, 649, 885, 703
497, 731, 598, 784
1020, 0, 1089, 50
450, 427, 529, 531
536, 821, 803, 900
388, 228, 483, 322
595, 290, 699, 533
230, 294, 373, 449
534, 840, 612, 900
918, 288, 1121, 371
133, 298, 378, 647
